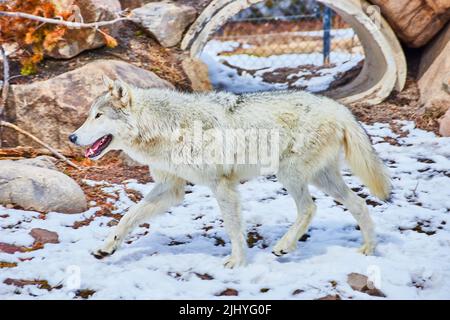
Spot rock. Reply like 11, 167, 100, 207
369, 0, 450, 47
2, 156, 58, 171
3, 60, 173, 150
363, 287, 386, 297
347, 272, 369, 291
120, 0, 156, 10
182, 57, 212, 92
46, 0, 122, 58
0, 162, 87, 214
29, 228, 60, 244
0, 243, 23, 254
417, 24, 450, 136
347, 272, 386, 297
132, 1, 197, 47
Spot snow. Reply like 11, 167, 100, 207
1, 121, 450, 300
200, 37, 363, 93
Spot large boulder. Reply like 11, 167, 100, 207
418, 24, 450, 136
47, 0, 121, 58
3, 60, 173, 150
120, 0, 157, 10
369, 0, 450, 47
132, 1, 197, 47
1, 156, 58, 171
181, 57, 212, 92
0, 162, 87, 214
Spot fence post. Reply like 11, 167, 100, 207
323, 6, 332, 65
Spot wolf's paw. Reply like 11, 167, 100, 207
223, 255, 247, 269
92, 240, 118, 259
358, 243, 375, 256
92, 249, 115, 260
272, 239, 297, 256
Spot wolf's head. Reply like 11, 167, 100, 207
69, 75, 135, 160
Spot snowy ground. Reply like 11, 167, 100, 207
0, 121, 449, 300
201, 29, 364, 93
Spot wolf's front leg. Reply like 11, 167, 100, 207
212, 178, 247, 268
93, 177, 185, 259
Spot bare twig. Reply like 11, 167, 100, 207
0, 10, 136, 28
0, 146, 75, 159
0, 121, 81, 170
0, 44, 10, 148
0, 45, 9, 116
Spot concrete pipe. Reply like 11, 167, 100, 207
181, 0, 407, 106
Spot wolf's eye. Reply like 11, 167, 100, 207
95, 113, 102, 119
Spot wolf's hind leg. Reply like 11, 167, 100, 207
93, 177, 185, 259
211, 178, 246, 268
313, 165, 376, 255
273, 171, 317, 256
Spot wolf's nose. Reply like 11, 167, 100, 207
69, 134, 78, 144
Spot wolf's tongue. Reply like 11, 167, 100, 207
85, 146, 96, 158
85, 137, 104, 158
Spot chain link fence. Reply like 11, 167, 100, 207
200, 0, 365, 94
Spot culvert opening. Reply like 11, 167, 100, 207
199, 0, 365, 94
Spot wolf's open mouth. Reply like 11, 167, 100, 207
85, 134, 113, 158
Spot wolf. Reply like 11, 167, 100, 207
69, 76, 391, 268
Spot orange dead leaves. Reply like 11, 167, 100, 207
0, 0, 118, 74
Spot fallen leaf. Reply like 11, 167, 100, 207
3, 278, 60, 291
0, 261, 17, 268
195, 273, 214, 280
75, 289, 96, 299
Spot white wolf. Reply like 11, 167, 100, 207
70, 76, 391, 268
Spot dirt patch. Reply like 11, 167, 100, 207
58, 156, 151, 186
348, 76, 437, 133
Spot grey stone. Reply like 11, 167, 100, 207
2, 156, 58, 171
0, 162, 87, 214
132, 1, 197, 47
347, 272, 386, 297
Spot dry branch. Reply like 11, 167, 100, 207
0, 121, 81, 170
0, 45, 10, 148
0, 45, 9, 115
0, 146, 74, 159
0, 10, 136, 29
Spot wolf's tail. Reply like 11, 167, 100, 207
343, 118, 391, 200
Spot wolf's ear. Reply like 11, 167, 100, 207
111, 79, 131, 108
102, 74, 114, 90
